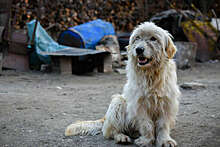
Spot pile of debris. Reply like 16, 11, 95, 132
150, 9, 220, 68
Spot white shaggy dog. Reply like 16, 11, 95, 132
65, 22, 181, 147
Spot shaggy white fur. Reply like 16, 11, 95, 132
65, 22, 181, 147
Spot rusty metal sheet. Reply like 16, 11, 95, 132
181, 20, 218, 62
2, 52, 29, 71
8, 30, 29, 55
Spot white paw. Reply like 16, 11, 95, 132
156, 138, 177, 147
114, 133, 132, 143
134, 136, 154, 147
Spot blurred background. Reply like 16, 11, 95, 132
1, 0, 219, 37
0, 0, 220, 73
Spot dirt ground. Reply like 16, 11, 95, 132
0, 61, 220, 147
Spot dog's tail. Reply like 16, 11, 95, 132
65, 117, 105, 136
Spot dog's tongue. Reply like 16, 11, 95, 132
138, 57, 147, 63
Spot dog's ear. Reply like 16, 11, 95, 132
166, 37, 177, 59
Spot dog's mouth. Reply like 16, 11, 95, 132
137, 56, 153, 66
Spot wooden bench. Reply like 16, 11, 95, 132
41, 47, 111, 75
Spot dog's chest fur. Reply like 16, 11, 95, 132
123, 60, 179, 127
127, 79, 170, 123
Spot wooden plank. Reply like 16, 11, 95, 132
0, 26, 4, 42
0, 52, 3, 74
103, 54, 113, 72
97, 55, 104, 73
49, 49, 111, 75
59, 56, 72, 75
40, 47, 107, 56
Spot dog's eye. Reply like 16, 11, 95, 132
135, 36, 140, 41
150, 37, 157, 41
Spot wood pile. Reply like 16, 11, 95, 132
11, 0, 220, 37
11, 0, 144, 35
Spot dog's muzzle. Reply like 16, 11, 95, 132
137, 55, 153, 66
135, 47, 153, 66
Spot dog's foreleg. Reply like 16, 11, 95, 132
134, 118, 155, 147
155, 118, 177, 147
102, 94, 131, 144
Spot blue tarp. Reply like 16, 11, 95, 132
27, 19, 69, 64
61, 19, 115, 49
27, 19, 115, 64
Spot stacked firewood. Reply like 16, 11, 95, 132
12, 0, 38, 30
11, 0, 146, 33
11, 0, 220, 33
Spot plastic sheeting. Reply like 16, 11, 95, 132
59, 19, 115, 49
27, 19, 115, 64
27, 19, 68, 64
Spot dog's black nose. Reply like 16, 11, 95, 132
136, 47, 144, 55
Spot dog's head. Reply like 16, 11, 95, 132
127, 22, 177, 69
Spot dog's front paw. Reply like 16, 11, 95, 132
114, 133, 132, 144
134, 136, 154, 147
156, 138, 177, 147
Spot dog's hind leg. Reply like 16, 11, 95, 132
102, 94, 131, 144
